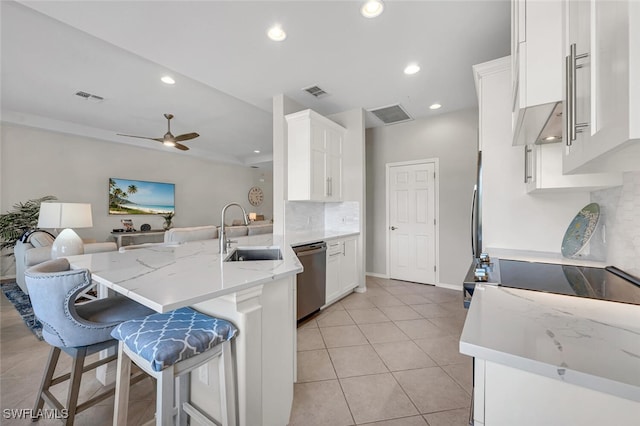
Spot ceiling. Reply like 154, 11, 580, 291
1, 1, 510, 167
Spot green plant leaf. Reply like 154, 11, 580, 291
0, 195, 57, 252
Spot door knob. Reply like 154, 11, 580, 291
390, 226, 397, 230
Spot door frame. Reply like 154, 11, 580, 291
385, 158, 440, 284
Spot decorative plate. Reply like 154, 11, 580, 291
561, 203, 601, 258
248, 186, 264, 206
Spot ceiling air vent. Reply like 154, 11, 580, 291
368, 104, 413, 125
302, 85, 329, 99
74, 90, 104, 103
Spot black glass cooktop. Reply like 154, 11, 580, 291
497, 260, 640, 305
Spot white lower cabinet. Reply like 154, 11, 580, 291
473, 359, 638, 426
325, 236, 358, 305
525, 143, 621, 193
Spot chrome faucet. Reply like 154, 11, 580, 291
219, 202, 249, 254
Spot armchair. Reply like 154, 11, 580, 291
14, 230, 116, 294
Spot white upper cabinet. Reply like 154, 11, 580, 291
525, 143, 621, 193
286, 109, 345, 201
563, 0, 640, 174
511, 0, 565, 146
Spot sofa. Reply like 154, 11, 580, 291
163, 223, 273, 242
14, 230, 117, 294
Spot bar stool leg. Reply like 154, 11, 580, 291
34, 347, 61, 413
176, 372, 190, 426
219, 341, 237, 426
113, 342, 132, 426
156, 368, 175, 426
65, 347, 87, 426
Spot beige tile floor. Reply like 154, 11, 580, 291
289, 276, 472, 426
1, 275, 471, 426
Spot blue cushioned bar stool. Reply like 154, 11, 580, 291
25, 259, 155, 426
111, 307, 238, 426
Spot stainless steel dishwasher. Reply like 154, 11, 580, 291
293, 242, 327, 321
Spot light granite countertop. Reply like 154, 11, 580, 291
286, 230, 360, 246
66, 234, 302, 313
460, 284, 640, 402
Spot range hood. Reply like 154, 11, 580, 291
513, 101, 564, 145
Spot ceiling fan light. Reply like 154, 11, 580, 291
163, 140, 176, 147
361, 0, 384, 18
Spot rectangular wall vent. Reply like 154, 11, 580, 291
74, 90, 104, 103
302, 85, 329, 98
368, 104, 413, 125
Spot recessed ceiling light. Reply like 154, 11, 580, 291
404, 63, 420, 75
254, 150, 261, 154
267, 25, 287, 41
161, 76, 175, 85
429, 103, 442, 110
361, 0, 384, 18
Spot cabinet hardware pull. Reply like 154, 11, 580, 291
569, 43, 590, 143
565, 54, 572, 146
524, 145, 528, 183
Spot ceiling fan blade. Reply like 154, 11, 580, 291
117, 133, 161, 142
174, 132, 200, 142
174, 142, 190, 151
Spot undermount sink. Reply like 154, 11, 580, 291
224, 247, 283, 262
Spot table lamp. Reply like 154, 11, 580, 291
37, 202, 93, 258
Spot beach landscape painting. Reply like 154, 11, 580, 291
109, 178, 175, 215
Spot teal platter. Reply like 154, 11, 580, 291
561, 203, 601, 258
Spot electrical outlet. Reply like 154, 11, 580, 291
197, 364, 209, 385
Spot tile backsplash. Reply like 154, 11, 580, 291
285, 201, 359, 234
591, 171, 640, 277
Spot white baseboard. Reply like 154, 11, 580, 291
436, 282, 462, 291
366, 272, 389, 279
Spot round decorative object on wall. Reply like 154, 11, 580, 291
248, 186, 264, 206
140, 223, 151, 231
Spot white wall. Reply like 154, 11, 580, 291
591, 171, 640, 277
366, 108, 478, 287
0, 123, 272, 275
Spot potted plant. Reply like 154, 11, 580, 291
161, 212, 175, 230
0, 196, 57, 254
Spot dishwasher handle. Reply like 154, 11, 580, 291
293, 242, 327, 256
296, 247, 327, 257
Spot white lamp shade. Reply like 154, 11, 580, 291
38, 203, 93, 229
51, 228, 84, 259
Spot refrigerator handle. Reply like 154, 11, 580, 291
471, 185, 477, 258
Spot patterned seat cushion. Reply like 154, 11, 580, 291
111, 307, 237, 372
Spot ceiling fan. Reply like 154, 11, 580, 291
117, 113, 199, 151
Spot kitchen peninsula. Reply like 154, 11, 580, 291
67, 233, 302, 426
460, 284, 640, 425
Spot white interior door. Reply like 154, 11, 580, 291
388, 162, 436, 284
